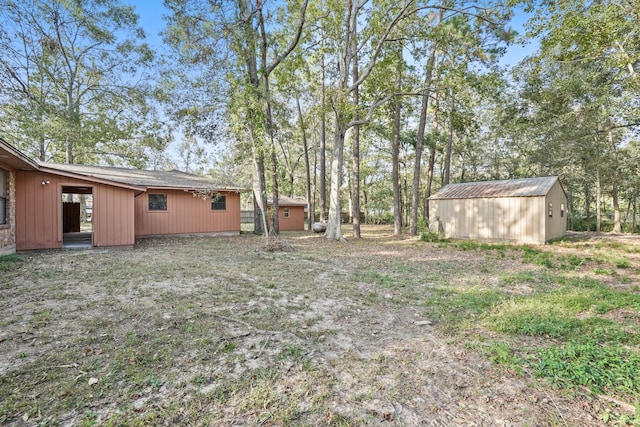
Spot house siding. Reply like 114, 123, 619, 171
134, 190, 241, 236
0, 166, 16, 255
278, 206, 305, 231
15, 171, 136, 250
93, 185, 136, 247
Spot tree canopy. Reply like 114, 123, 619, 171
1, 0, 638, 234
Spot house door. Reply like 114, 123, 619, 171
62, 186, 93, 248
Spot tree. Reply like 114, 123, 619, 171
164, 0, 308, 239
513, 0, 640, 233
0, 0, 166, 166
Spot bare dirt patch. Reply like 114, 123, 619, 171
1, 227, 638, 425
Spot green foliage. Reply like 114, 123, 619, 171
419, 232, 443, 242
0, 254, 22, 272
424, 287, 505, 332
520, 247, 554, 268
470, 340, 523, 374
536, 340, 640, 396
486, 283, 640, 342
0, 0, 167, 166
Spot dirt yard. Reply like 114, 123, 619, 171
1, 226, 639, 426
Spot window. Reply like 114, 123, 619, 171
0, 169, 6, 225
211, 195, 226, 211
560, 203, 565, 218
283, 207, 290, 218
148, 193, 167, 211
548, 202, 553, 218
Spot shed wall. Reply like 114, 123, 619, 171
0, 165, 17, 254
431, 196, 547, 244
544, 180, 568, 241
134, 190, 241, 236
16, 171, 135, 250
278, 206, 305, 231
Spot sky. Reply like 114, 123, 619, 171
130, 1, 538, 66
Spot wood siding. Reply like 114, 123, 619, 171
545, 180, 568, 242
93, 185, 135, 247
0, 165, 16, 254
431, 196, 549, 244
278, 206, 305, 231
16, 171, 135, 250
134, 190, 240, 236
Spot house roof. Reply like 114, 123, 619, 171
39, 163, 248, 192
0, 138, 39, 171
267, 195, 308, 206
428, 176, 560, 200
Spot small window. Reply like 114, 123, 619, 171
148, 194, 167, 211
0, 169, 7, 225
560, 203, 565, 218
548, 202, 553, 218
283, 207, 290, 218
211, 194, 226, 211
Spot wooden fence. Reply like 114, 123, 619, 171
241, 210, 254, 224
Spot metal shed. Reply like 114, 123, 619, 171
428, 176, 567, 244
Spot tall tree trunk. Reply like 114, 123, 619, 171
257, 0, 279, 235
584, 180, 591, 223
410, 44, 436, 235
326, 121, 346, 241
296, 96, 314, 230
351, 24, 361, 238
443, 89, 454, 186
633, 182, 638, 233
392, 63, 402, 236
319, 47, 327, 223
596, 168, 602, 233
424, 107, 441, 221
607, 127, 621, 233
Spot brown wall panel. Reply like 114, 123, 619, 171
16, 171, 135, 250
278, 206, 305, 231
135, 190, 241, 236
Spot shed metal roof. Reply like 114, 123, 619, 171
428, 176, 560, 200
267, 195, 308, 206
39, 162, 248, 192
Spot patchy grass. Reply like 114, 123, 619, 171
0, 253, 22, 272
1, 228, 639, 425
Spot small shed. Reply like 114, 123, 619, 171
268, 196, 307, 231
428, 176, 567, 244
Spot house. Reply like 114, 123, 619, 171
0, 139, 39, 255
267, 196, 308, 231
428, 176, 567, 244
0, 137, 247, 252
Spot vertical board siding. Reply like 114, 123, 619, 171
545, 181, 568, 241
278, 206, 305, 231
93, 185, 135, 247
16, 171, 136, 250
16, 171, 61, 250
432, 195, 549, 244
135, 190, 241, 236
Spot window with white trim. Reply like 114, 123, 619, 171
283, 207, 290, 218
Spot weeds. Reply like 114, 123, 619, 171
0, 253, 22, 271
